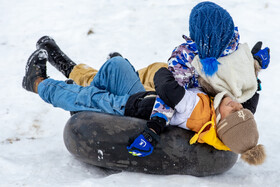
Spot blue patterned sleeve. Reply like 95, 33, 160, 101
151, 96, 174, 124
167, 37, 199, 89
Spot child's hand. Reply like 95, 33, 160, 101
127, 128, 159, 157
251, 41, 270, 69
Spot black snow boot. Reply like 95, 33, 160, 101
36, 36, 76, 78
22, 49, 48, 93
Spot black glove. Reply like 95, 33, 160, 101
146, 116, 167, 135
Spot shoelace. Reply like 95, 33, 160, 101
41, 65, 47, 79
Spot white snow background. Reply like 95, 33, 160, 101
0, 0, 279, 186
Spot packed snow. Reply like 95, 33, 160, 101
0, 0, 279, 186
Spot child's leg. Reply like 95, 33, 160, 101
38, 79, 130, 115
69, 64, 98, 86
92, 56, 145, 96
36, 36, 76, 78
69, 61, 168, 91
38, 57, 145, 115
138, 62, 168, 91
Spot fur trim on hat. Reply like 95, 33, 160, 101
241, 144, 266, 165
254, 59, 261, 77
213, 91, 228, 124
213, 91, 228, 110
198, 76, 217, 97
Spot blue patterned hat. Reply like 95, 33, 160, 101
189, 1, 234, 76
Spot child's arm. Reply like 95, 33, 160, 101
127, 68, 185, 157
154, 67, 185, 108
149, 67, 185, 124
149, 38, 200, 124
242, 92, 259, 114
127, 68, 192, 157
167, 36, 199, 89
127, 39, 199, 157
242, 42, 270, 114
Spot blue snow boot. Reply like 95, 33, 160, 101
36, 36, 76, 78
22, 49, 48, 93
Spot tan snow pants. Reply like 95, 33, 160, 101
69, 62, 168, 91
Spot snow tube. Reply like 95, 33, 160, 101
63, 111, 238, 176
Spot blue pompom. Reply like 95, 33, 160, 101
200, 57, 220, 76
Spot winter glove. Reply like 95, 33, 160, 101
127, 127, 159, 157
251, 41, 270, 69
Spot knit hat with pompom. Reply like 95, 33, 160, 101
189, 1, 235, 76
217, 109, 266, 165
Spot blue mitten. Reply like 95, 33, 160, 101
127, 128, 159, 157
251, 41, 270, 69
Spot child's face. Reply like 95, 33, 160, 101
219, 96, 243, 120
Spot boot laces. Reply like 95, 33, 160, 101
40, 64, 47, 79
37, 50, 48, 78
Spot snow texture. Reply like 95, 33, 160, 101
0, 0, 279, 186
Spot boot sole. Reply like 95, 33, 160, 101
22, 49, 48, 91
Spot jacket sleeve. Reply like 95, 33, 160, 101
242, 92, 259, 114
149, 38, 199, 124
150, 95, 175, 124
167, 37, 199, 89
154, 67, 185, 109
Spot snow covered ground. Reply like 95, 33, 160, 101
0, 0, 279, 186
